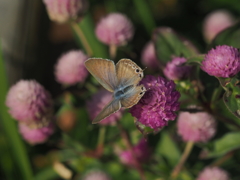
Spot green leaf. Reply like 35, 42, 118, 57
0, 44, 33, 179
186, 55, 204, 65
34, 167, 59, 180
206, 132, 240, 158
220, 77, 240, 119
153, 27, 198, 63
210, 21, 240, 48
157, 132, 181, 167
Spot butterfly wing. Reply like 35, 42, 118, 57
92, 99, 121, 124
85, 58, 118, 92
120, 85, 146, 108
116, 59, 144, 87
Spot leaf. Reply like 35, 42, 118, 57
156, 132, 181, 167
220, 77, 240, 119
210, 21, 240, 48
205, 132, 240, 158
186, 55, 204, 65
34, 167, 59, 180
153, 27, 198, 63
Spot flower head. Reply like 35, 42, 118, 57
95, 13, 134, 46
163, 57, 192, 80
203, 10, 235, 42
55, 50, 88, 85
6, 80, 53, 124
119, 139, 151, 167
19, 122, 54, 145
201, 45, 240, 78
82, 170, 111, 180
87, 89, 122, 125
130, 75, 180, 130
197, 167, 230, 180
177, 107, 216, 142
141, 42, 160, 70
43, 0, 88, 23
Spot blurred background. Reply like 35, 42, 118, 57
0, 0, 240, 179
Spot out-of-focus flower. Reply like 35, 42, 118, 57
141, 42, 160, 70
163, 57, 192, 80
19, 122, 54, 145
95, 13, 134, 46
130, 75, 180, 130
201, 45, 240, 78
55, 50, 88, 85
82, 170, 111, 180
197, 167, 230, 180
119, 139, 151, 167
177, 107, 216, 142
43, 0, 88, 23
6, 80, 53, 124
86, 89, 122, 125
203, 10, 235, 42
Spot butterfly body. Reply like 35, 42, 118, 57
85, 58, 146, 124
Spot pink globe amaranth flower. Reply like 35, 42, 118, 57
201, 45, 240, 78
55, 50, 88, 85
82, 170, 111, 180
86, 89, 122, 125
203, 10, 235, 42
95, 13, 134, 46
163, 57, 192, 80
141, 42, 160, 70
19, 122, 54, 145
197, 167, 230, 180
130, 75, 180, 130
119, 139, 151, 167
177, 108, 216, 143
6, 80, 53, 124
43, 0, 88, 23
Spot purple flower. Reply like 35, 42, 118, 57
203, 10, 235, 42
6, 80, 53, 124
197, 167, 230, 180
43, 0, 88, 23
201, 45, 240, 78
55, 50, 88, 85
130, 75, 180, 130
163, 57, 192, 80
82, 170, 111, 180
119, 139, 151, 167
95, 13, 134, 46
141, 42, 160, 70
19, 122, 54, 145
86, 89, 122, 126
177, 107, 216, 142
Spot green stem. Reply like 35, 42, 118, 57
171, 141, 194, 179
97, 126, 106, 148
0, 44, 33, 180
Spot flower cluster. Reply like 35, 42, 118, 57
6, 80, 54, 144
130, 75, 180, 130
197, 167, 230, 180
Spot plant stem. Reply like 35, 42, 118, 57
71, 22, 93, 56
97, 126, 106, 149
117, 122, 146, 180
109, 44, 117, 59
171, 141, 194, 178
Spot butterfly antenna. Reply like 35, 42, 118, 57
143, 67, 147, 71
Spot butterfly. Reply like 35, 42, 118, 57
85, 58, 146, 124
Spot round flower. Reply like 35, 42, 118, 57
203, 10, 235, 42
141, 42, 160, 70
197, 167, 230, 180
130, 75, 180, 130
82, 170, 111, 180
201, 45, 240, 78
6, 80, 53, 123
86, 89, 122, 125
163, 57, 192, 80
19, 122, 54, 145
55, 50, 88, 85
119, 139, 151, 167
43, 0, 88, 23
177, 108, 216, 142
95, 13, 134, 46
